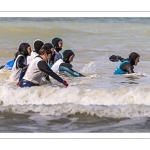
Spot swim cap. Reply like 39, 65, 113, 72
34, 39, 44, 53
62, 49, 74, 63
129, 52, 140, 65
44, 43, 54, 50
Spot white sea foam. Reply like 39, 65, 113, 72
1, 83, 150, 118
1, 83, 150, 106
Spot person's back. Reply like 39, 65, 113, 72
10, 54, 27, 81
23, 55, 43, 85
114, 59, 132, 74
51, 58, 64, 74
9, 43, 31, 82
27, 39, 44, 64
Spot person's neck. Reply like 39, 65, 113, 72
55, 47, 62, 52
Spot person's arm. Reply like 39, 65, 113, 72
120, 63, 134, 74
16, 56, 26, 69
60, 63, 85, 77
109, 55, 124, 62
37, 61, 68, 87
0, 65, 4, 69
17, 65, 28, 86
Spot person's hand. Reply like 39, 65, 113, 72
109, 55, 124, 62
79, 73, 85, 77
16, 81, 20, 86
62, 80, 69, 87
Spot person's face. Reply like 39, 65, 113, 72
43, 53, 51, 62
68, 54, 74, 63
134, 57, 140, 66
58, 41, 63, 48
51, 47, 55, 55
27, 46, 31, 55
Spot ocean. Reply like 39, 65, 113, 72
0, 17, 150, 133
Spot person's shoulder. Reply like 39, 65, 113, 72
121, 61, 132, 67
32, 51, 38, 56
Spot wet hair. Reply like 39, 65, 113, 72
34, 39, 44, 53
52, 37, 62, 51
129, 52, 140, 65
38, 45, 52, 55
62, 49, 74, 63
15, 43, 30, 59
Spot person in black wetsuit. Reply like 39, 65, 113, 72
114, 52, 140, 74
48, 37, 63, 66
19, 45, 68, 87
27, 39, 44, 64
9, 43, 31, 82
51, 49, 85, 77
44, 42, 55, 65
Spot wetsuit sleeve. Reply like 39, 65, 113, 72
120, 62, 134, 74
0, 65, 4, 69
37, 61, 64, 83
18, 65, 28, 82
59, 63, 85, 77
16, 56, 26, 69
118, 56, 125, 62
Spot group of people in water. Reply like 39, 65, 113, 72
4, 37, 85, 88
0, 37, 140, 88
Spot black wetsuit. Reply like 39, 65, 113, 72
16, 56, 27, 69
120, 61, 134, 74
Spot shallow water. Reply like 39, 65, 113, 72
0, 17, 150, 133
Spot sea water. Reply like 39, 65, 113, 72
0, 17, 150, 133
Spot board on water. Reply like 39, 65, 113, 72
124, 73, 147, 78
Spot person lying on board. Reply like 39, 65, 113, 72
111, 52, 140, 74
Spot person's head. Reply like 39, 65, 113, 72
39, 45, 52, 62
34, 39, 44, 53
15, 43, 31, 59
129, 52, 140, 66
52, 37, 63, 51
62, 50, 75, 63
44, 43, 55, 55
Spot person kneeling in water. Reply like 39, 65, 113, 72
51, 49, 85, 77
19, 45, 68, 87
49, 37, 63, 66
114, 52, 140, 74
9, 43, 31, 82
